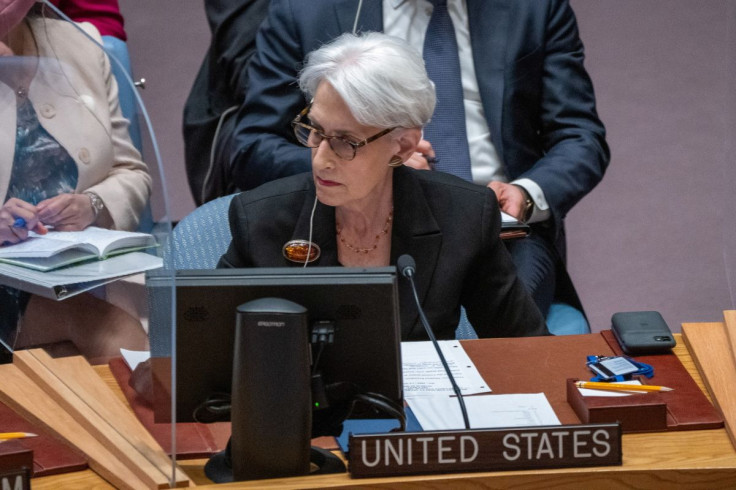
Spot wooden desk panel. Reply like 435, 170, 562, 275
31, 334, 736, 489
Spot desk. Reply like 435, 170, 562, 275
30, 334, 736, 489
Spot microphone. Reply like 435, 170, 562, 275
397, 254, 415, 278
397, 254, 470, 429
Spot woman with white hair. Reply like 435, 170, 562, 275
220, 32, 547, 340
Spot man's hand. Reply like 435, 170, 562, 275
488, 181, 526, 220
403, 139, 435, 170
36, 193, 96, 231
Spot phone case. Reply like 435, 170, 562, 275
611, 311, 676, 355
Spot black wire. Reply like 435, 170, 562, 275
352, 392, 406, 432
192, 392, 231, 423
312, 341, 326, 375
407, 273, 470, 430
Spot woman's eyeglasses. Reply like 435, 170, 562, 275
291, 105, 394, 161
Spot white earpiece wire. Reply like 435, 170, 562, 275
352, 0, 364, 34
304, 195, 319, 267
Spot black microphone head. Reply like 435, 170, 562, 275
397, 255, 416, 278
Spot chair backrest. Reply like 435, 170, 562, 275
163, 194, 235, 269
455, 308, 479, 339
103, 35, 143, 151
455, 302, 590, 339
149, 194, 235, 357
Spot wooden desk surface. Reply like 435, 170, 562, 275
30, 334, 736, 489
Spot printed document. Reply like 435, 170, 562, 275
407, 393, 561, 430
401, 340, 490, 397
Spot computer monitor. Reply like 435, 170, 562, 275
146, 267, 403, 425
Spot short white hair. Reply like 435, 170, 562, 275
298, 32, 436, 129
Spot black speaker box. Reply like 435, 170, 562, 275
230, 297, 311, 481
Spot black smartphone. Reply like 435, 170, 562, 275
611, 311, 676, 355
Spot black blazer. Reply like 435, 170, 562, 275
219, 166, 548, 340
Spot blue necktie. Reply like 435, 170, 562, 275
422, 0, 473, 181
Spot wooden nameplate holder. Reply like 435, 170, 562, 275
348, 423, 622, 478
564, 330, 722, 433
0, 441, 32, 490
566, 378, 668, 432
0, 349, 192, 489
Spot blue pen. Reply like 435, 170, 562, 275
12, 218, 26, 228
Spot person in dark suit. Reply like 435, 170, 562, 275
182, 0, 270, 205
227, 0, 609, 320
219, 32, 547, 340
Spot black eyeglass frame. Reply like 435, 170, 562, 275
291, 105, 395, 161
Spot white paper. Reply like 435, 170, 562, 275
0, 227, 154, 258
407, 393, 561, 431
120, 348, 150, 372
577, 379, 643, 397
0, 236, 78, 258
401, 340, 490, 397
501, 211, 518, 224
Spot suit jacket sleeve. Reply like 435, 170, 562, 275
514, 0, 609, 229
79, 23, 151, 231
206, 0, 271, 99
229, 0, 312, 191
463, 191, 548, 338
182, 0, 270, 204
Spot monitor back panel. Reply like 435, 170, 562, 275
149, 268, 402, 423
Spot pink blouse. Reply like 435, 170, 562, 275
49, 0, 126, 41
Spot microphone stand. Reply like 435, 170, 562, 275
398, 255, 470, 430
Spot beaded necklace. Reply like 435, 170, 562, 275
336, 207, 393, 254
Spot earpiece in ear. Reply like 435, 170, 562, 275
388, 156, 403, 168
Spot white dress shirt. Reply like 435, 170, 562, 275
383, 0, 550, 222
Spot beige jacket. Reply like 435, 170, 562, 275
0, 17, 151, 231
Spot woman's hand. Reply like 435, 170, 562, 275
0, 198, 46, 245
36, 193, 96, 231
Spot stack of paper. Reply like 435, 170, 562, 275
402, 341, 560, 430
0, 227, 162, 300
0, 251, 162, 300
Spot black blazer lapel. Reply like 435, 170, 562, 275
334, 0, 383, 34
390, 168, 442, 339
468, 0, 509, 165
290, 188, 339, 267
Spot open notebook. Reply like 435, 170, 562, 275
0, 227, 157, 272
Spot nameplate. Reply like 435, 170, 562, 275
0, 469, 30, 490
348, 423, 621, 478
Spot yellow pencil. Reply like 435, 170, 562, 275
575, 381, 673, 393
0, 432, 37, 440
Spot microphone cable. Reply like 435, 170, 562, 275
397, 255, 470, 429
